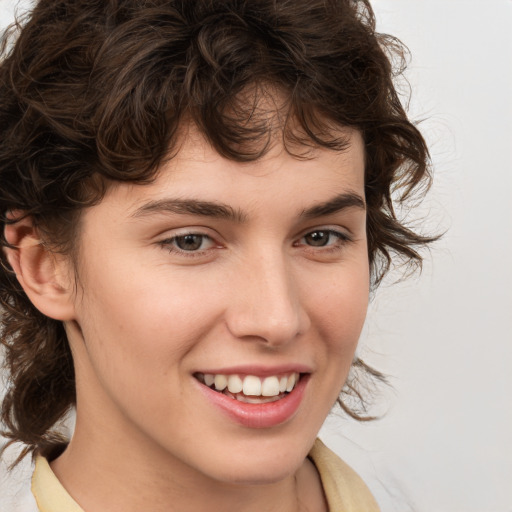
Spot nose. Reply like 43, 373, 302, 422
225, 251, 310, 347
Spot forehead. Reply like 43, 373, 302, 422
124, 126, 365, 209
82, 123, 366, 234
176, 121, 363, 165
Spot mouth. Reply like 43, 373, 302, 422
194, 372, 301, 404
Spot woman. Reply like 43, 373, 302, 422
0, 0, 433, 510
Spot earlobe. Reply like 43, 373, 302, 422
3, 212, 75, 321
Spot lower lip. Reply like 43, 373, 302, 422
196, 375, 309, 429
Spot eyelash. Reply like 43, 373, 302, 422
159, 228, 352, 258
159, 232, 217, 258
295, 229, 352, 252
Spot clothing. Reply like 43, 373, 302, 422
28, 438, 379, 512
308, 439, 380, 511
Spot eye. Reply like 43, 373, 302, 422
174, 234, 210, 251
299, 229, 350, 248
303, 230, 333, 247
161, 233, 216, 253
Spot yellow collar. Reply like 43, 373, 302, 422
31, 456, 84, 512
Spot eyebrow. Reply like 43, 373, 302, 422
131, 198, 247, 222
131, 192, 365, 223
300, 192, 366, 219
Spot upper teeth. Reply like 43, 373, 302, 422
200, 372, 299, 397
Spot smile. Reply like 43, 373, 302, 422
194, 370, 309, 428
194, 372, 301, 404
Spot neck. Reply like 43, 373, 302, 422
50, 410, 325, 512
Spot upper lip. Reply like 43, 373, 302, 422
193, 364, 313, 377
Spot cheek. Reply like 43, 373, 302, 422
297, 263, 369, 426
308, 262, 369, 350
79, 254, 213, 333
73, 262, 220, 390
71, 276, 211, 431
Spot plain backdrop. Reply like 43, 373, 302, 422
1, 1, 511, 511
320, 2, 512, 512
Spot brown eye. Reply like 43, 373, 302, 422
160, 232, 218, 257
304, 230, 331, 247
174, 234, 207, 251
298, 229, 351, 250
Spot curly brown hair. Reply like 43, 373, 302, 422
1, 0, 434, 462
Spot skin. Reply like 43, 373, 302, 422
8, 126, 369, 511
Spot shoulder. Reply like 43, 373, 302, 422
309, 438, 380, 512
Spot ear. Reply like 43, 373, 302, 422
3, 212, 76, 321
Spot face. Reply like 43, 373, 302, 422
65, 127, 369, 486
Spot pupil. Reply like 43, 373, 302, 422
176, 234, 202, 251
306, 231, 328, 246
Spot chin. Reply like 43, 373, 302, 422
197, 438, 310, 487
216, 462, 300, 487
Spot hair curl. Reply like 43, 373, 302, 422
1, 0, 435, 462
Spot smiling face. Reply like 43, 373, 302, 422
62, 126, 369, 487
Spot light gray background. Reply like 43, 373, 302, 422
321, 2, 512, 511
1, 1, 511, 511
